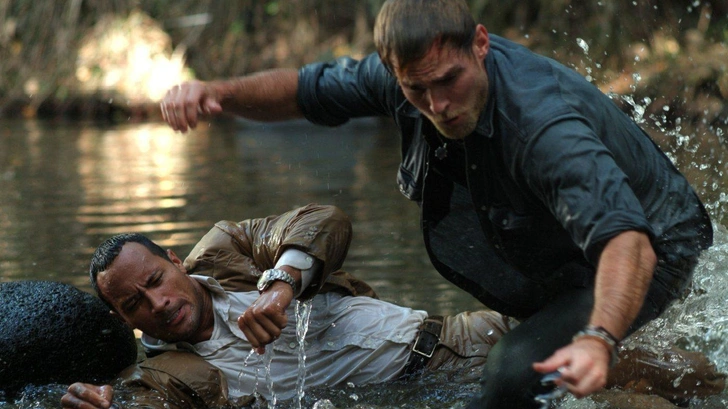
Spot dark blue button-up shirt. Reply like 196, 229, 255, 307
297, 34, 712, 316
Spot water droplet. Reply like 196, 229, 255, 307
576, 38, 589, 54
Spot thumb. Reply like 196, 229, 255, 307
98, 385, 114, 407
201, 98, 222, 115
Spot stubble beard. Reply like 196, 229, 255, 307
433, 82, 488, 140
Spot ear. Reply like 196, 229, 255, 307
167, 249, 188, 274
473, 24, 490, 60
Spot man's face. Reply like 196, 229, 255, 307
97, 242, 211, 343
394, 25, 490, 140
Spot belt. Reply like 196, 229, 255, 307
400, 315, 443, 378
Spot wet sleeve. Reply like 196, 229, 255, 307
296, 52, 398, 126
113, 351, 243, 409
517, 117, 655, 264
219, 204, 354, 299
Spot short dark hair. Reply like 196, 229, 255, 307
89, 233, 170, 307
374, 0, 477, 73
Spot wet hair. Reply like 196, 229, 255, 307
89, 233, 170, 307
374, 0, 477, 73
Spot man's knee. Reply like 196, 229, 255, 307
471, 332, 548, 408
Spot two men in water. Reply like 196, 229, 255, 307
159, 0, 713, 406
62, 205, 723, 409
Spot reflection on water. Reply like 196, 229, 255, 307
0, 117, 727, 408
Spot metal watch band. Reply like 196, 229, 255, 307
572, 325, 620, 367
257, 268, 299, 294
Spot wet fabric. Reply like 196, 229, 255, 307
427, 310, 514, 372
184, 203, 377, 299
464, 257, 705, 409
142, 276, 425, 401
296, 34, 713, 315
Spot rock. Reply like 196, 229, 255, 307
0, 280, 137, 397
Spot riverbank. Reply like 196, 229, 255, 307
1, 5, 726, 125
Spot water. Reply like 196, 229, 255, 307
0, 116, 727, 408
295, 300, 314, 409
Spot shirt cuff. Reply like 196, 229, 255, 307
276, 249, 320, 297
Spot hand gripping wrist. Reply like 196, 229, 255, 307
572, 325, 620, 367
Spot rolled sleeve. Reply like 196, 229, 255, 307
296, 53, 397, 126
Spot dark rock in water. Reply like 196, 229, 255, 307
0, 280, 137, 397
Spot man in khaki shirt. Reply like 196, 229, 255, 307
61, 205, 724, 409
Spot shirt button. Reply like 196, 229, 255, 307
481, 205, 487, 211
289, 342, 297, 349
471, 164, 477, 170
502, 219, 508, 226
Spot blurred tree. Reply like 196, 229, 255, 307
0, 0, 725, 118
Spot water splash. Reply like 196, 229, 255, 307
294, 299, 313, 409
558, 227, 728, 408
263, 346, 277, 408
238, 349, 259, 396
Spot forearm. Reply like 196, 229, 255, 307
589, 230, 657, 339
211, 69, 303, 121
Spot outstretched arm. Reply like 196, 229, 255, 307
160, 69, 302, 132
534, 230, 656, 397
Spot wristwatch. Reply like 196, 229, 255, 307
257, 268, 299, 294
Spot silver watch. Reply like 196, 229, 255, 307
257, 268, 299, 294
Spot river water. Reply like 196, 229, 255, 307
0, 116, 727, 408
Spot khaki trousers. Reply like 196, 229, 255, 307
426, 310, 514, 372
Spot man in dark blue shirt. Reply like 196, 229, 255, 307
160, 0, 713, 407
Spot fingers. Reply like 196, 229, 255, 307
61, 383, 113, 409
237, 287, 292, 351
558, 361, 607, 397
238, 307, 288, 350
533, 340, 610, 398
160, 81, 218, 133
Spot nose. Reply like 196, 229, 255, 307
147, 289, 169, 314
427, 87, 449, 115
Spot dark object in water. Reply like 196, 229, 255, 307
0, 280, 137, 398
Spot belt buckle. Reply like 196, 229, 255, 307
412, 331, 436, 358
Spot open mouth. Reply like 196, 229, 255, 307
165, 305, 184, 326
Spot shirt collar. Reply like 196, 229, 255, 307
475, 51, 496, 138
